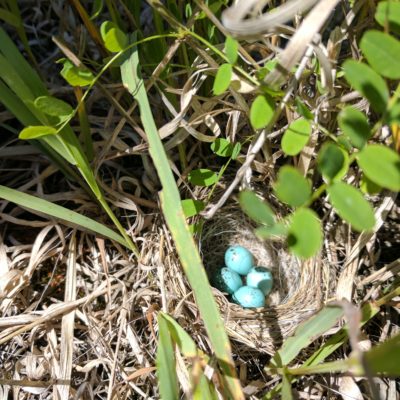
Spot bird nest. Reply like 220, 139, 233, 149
143, 192, 332, 355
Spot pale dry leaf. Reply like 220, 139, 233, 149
338, 376, 363, 400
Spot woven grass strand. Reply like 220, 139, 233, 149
148, 189, 331, 354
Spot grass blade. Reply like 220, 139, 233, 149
269, 305, 344, 368
121, 33, 244, 399
156, 313, 179, 400
0, 26, 46, 97
0, 185, 128, 246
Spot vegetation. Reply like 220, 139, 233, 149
0, 0, 399, 398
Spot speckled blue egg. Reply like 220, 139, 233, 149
211, 267, 243, 294
246, 267, 273, 295
232, 286, 265, 308
225, 245, 253, 275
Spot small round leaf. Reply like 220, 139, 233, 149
317, 143, 347, 181
188, 169, 218, 187
210, 138, 238, 158
250, 94, 274, 130
338, 107, 371, 149
361, 30, 400, 79
224, 36, 239, 65
360, 175, 382, 195
343, 60, 389, 114
181, 199, 205, 218
60, 60, 94, 87
327, 182, 375, 232
19, 125, 58, 140
281, 118, 311, 156
255, 223, 288, 239
357, 144, 400, 191
34, 96, 73, 118
288, 208, 322, 258
274, 166, 311, 207
101, 21, 127, 52
213, 63, 232, 95
239, 190, 275, 226
375, 1, 400, 34
295, 97, 314, 120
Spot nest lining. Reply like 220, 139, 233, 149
151, 194, 331, 354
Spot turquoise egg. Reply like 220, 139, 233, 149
211, 267, 243, 294
225, 245, 253, 275
246, 267, 273, 295
232, 286, 265, 308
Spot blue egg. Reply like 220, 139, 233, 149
211, 267, 243, 294
232, 286, 265, 308
225, 245, 253, 275
246, 267, 273, 295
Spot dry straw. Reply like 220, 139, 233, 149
152, 187, 331, 355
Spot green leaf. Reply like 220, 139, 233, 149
375, 1, 400, 34
250, 94, 274, 130
181, 199, 205, 218
121, 34, 243, 398
239, 190, 275, 226
210, 138, 239, 158
231, 142, 241, 160
270, 305, 343, 367
224, 36, 239, 65
295, 97, 314, 120
60, 59, 94, 87
317, 143, 346, 181
343, 60, 389, 114
102, 22, 128, 52
287, 208, 322, 258
156, 314, 179, 400
281, 118, 311, 156
387, 100, 400, 124
274, 166, 311, 207
327, 182, 375, 232
188, 169, 218, 187
193, 375, 216, 400
255, 223, 288, 239
360, 30, 400, 79
364, 332, 400, 376
357, 144, 400, 191
0, 27, 47, 98
338, 106, 371, 149
0, 8, 21, 27
360, 174, 382, 195
19, 125, 58, 140
0, 185, 128, 246
158, 313, 199, 358
337, 135, 353, 152
213, 63, 232, 95
34, 96, 73, 118
90, 0, 104, 20
281, 371, 293, 400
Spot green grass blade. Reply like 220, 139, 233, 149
269, 305, 344, 368
156, 313, 179, 400
0, 80, 37, 125
0, 30, 138, 255
121, 33, 244, 400
0, 26, 47, 97
263, 293, 398, 399
158, 313, 199, 358
0, 185, 128, 246
0, 52, 35, 101
193, 374, 216, 400
0, 81, 80, 179
281, 370, 293, 399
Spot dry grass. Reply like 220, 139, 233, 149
0, 1, 399, 399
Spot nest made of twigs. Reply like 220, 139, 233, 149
144, 190, 332, 354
